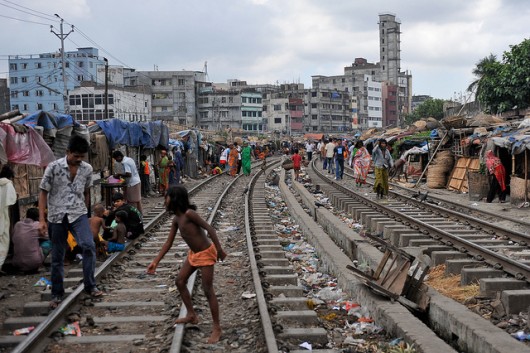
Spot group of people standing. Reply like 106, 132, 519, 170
315, 138, 394, 198
157, 149, 185, 194
218, 141, 253, 177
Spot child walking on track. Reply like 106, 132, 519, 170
146, 185, 227, 344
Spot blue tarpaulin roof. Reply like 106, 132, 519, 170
94, 119, 169, 149
16, 110, 78, 130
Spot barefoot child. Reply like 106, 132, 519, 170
89, 204, 108, 256
106, 210, 127, 253
146, 185, 227, 344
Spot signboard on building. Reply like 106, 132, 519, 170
96, 65, 124, 86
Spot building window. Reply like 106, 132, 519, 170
10, 91, 18, 98
37, 103, 43, 110
311, 103, 317, 108
36, 90, 44, 96
312, 91, 317, 97
273, 104, 281, 111
9, 63, 17, 70
242, 97, 247, 103
11, 104, 19, 110
178, 78, 185, 86
95, 94, 103, 105
23, 91, 30, 97
35, 62, 42, 69
229, 97, 234, 103
10, 77, 18, 84
77, 75, 84, 81
77, 61, 83, 67
179, 92, 186, 100
21, 63, 28, 69
23, 104, 28, 110
312, 114, 317, 120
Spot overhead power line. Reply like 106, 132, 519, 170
0, 13, 51, 25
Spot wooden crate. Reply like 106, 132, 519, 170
447, 157, 480, 192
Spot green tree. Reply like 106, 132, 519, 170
404, 98, 445, 125
467, 54, 498, 96
469, 38, 530, 114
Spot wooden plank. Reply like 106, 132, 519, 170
447, 157, 480, 192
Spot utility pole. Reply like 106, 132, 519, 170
104, 58, 109, 120
51, 14, 74, 113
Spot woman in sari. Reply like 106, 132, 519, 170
372, 139, 393, 199
228, 143, 239, 177
241, 142, 252, 176
485, 150, 507, 203
158, 150, 169, 193
353, 140, 371, 187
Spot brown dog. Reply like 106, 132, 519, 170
389, 157, 408, 182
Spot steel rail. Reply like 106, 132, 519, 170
345, 164, 530, 230
170, 159, 278, 352
243, 161, 280, 353
312, 160, 530, 281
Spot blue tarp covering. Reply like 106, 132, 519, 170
95, 119, 169, 149
16, 111, 78, 130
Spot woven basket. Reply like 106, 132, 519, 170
441, 115, 467, 129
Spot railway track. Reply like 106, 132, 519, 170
310, 160, 530, 297
296, 158, 530, 352
348, 164, 530, 235
0, 160, 268, 353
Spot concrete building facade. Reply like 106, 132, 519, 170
8, 47, 106, 114
124, 70, 206, 125
68, 84, 151, 124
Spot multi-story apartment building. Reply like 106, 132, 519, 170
379, 13, 412, 124
196, 83, 242, 130
312, 13, 412, 129
262, 83, 351, 135
124, 70, 206, 126
68, 83, 151, 124
263, 94, 289, 133
312, 59, 382, 129
241, 91, 264, 132
0, 79, 9, 114
8, 47, 106, 114
196, 79, 268, 133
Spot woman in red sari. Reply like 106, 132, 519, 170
228, 143, 239, 177
485, 150, 507, 203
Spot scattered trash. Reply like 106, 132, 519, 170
241, 292, 256, 299
230, 251, 243, 257
316, 287, 343, 301
59, 322, 81, 336
471, 202, 479, 206
221, 226, 240, 232
155, 284, 167, 288
389, 338, 404, 346
343, 336, 366, 345
34, 277, 51, 287
512, 330, 530, 341
299, 341, 312, 350
13, 326, 35, 336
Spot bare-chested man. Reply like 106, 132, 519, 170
147, 185, 227, 344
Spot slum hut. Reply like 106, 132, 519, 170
445, 114, 511, 198
489, 118, 530, 206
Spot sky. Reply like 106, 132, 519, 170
0, 0, 529, 101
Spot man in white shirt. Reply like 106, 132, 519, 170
112, 150, 143, 214
325, 139, 336, 173
305, 141, 315, 161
